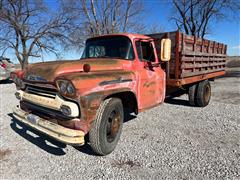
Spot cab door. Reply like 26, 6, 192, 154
135, 40, 165, 110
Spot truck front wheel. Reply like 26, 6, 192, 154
89, 98, 123, 155
196, 80, 211, 107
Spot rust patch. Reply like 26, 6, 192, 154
148, 90, 155, 95
26, 63, 61, 81
0, 149, 12, 160
70, 71, 134, 81
143, 81, 156, 88
78, 87, 134, 133
25, 59, 128, 82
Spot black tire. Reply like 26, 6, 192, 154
188, 84, 197, 106
89, 98, 123, 155
196, 80, 211, 107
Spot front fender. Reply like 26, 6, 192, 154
57, 71, 137, 133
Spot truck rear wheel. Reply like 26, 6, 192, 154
196, 80, 211, 107
89, 98, 123, 155
188, 84, 197, 106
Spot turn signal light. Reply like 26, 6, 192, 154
60, 105, 72, 116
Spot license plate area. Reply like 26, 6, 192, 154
26, 114, 40, 125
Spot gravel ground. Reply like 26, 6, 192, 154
0, 68, 240, 180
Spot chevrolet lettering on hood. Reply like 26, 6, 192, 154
25, 74, 47, 82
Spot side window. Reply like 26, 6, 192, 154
136, 41, 155, 62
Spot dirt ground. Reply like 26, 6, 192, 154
211, 67, 240, 105
0, 68, 239, 179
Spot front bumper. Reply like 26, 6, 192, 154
13, 106, 85, 145
16, 90, 79, 117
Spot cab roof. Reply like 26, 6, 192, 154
88, 33, 152, 41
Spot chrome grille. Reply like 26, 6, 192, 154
26, 85, 57, 99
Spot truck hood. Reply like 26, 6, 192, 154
24, 59, 131, 82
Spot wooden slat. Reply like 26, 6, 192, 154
175, 31, 180, 79
181, 50, 226, 57
181, 62, 226, 69
181, 68, 225, 78
181, 56, 226, 62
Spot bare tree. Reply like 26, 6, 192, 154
68, 0, 145, 47
85, 0, 144, 35
172, 0, 240, 38
0, 0, 78, 69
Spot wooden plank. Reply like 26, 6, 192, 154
181, 68, 225, 78
181, 50, 227, 57
181, 56, 226, 62
181, 62, 226, 69
175, 31, 180, 79
167, 71, 225, 87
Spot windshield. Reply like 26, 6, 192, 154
81, 36, 134, 60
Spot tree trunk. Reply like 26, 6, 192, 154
21, 56, 29, 70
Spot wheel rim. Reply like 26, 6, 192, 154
204, 84, 211, 103
106, 110, 121, 143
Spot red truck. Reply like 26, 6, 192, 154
12, 31, 226, 155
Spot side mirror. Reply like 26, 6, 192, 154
161, 38, 171, 61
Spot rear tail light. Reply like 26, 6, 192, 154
1, 63, 7, 69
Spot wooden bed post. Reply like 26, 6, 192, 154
175, 31, 180, 80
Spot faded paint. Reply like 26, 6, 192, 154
25, 59, 131, 82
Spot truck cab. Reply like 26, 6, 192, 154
79, 34, 166, 110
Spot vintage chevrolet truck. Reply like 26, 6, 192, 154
12, 31, 227, 155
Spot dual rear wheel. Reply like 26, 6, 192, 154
188, 80, 211, 107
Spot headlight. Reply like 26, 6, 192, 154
67, 83, 75, 94
59, 81, 67, 94
56, 80, 76, 97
